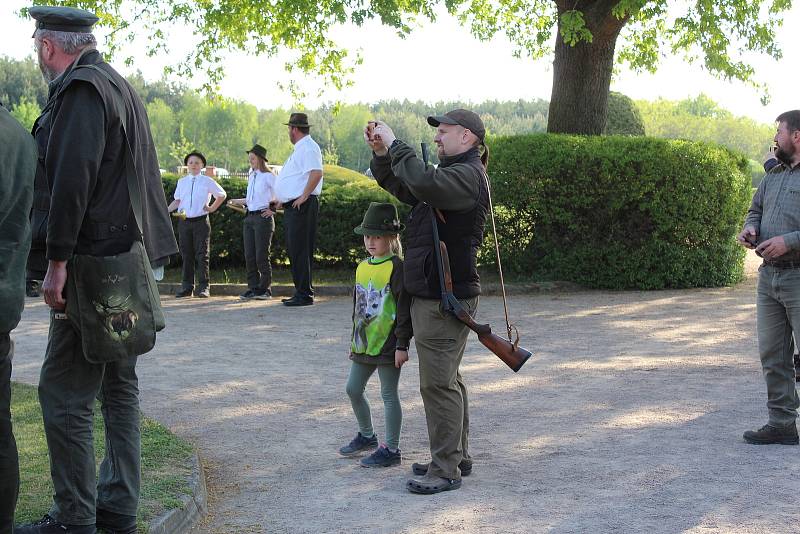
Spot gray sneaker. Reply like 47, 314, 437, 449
239, 289, 255, 300
339, 432, 378, 456
251, 289, 271, 300
360, 445, 401, 467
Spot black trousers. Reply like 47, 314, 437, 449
243, 213, 274, 292
178, 216, 211, 292
283, 195, 319, 300
0, 334, 18, 534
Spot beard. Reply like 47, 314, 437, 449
37, 47, 59, 84
776, 143, 795, 163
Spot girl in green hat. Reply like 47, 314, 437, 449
339, 202, 412, 467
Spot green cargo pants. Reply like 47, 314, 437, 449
411, 296, 478, 480
38, 310, 140, 526
1, 335, 19, 534
756, 265, 800, 427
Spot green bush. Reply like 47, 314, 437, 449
487, 134, 751, 289
162, 165, 409, 269
604, 92, 646, 136
748, 158, 766, 187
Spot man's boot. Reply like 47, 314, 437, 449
743, 423, 799, 445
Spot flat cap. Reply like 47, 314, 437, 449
29, 6, 98, 35
427, 109, 486, 143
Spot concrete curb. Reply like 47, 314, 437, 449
156, 281, 581, 297
147, 453, 207, 534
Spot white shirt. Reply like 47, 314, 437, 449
275, 135, 323, 202
174, 174, 226, 218
245, 169, 277, 211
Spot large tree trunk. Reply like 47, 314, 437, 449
547, 4, 627, 135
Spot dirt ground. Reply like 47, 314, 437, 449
12, 251, 797, 534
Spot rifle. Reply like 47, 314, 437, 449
421, 143, 532, 372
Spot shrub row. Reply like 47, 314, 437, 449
162, 165, 408, 269
163, 137, 751, 290
487, 134, 752, 289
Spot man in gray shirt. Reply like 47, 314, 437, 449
739, 109, 800, 445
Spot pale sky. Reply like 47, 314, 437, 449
4, 1, 799, 123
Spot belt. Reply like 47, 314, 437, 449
248, 209, 267, 214
284, 195, 318, 204
763, 260, 800, 269
185, 214, 208, 222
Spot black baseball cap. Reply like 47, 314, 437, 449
427, 109, 486, 142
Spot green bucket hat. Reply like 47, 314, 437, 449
354, 202, 404, 236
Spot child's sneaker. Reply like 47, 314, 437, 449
339, 432, 378, 456
360, 444, 401, 467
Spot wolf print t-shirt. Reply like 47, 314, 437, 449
349, 255, 412, 364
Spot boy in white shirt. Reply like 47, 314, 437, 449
168, 151, 226, 298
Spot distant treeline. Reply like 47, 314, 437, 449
1, 55, 773, 172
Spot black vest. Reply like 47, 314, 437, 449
31, 50, 177, 265
404, 157, 489, 299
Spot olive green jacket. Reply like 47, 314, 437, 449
0, 105, 36, 334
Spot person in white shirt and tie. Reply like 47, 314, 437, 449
229, 144, 277, 300
274, 113, 323, 306
168, 151, 226, 298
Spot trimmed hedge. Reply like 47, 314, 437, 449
487, 134, 752, 289
163, 140, 751, 289
162, 165, 408, 268
604, 92, 646, 136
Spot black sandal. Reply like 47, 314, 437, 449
406, 476, 462, 494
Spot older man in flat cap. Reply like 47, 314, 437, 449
16, 6, 178, 534
365, 109, 490, 494
0, 102, 36, 534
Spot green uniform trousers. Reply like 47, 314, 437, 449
757, 265, 800, 427
39, 310, 140, 526
0, 335, 19, 534
411, 296, 477, 480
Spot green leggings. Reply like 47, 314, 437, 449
345, 361, 402, 449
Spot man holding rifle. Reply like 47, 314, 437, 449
365, 109, 489, 494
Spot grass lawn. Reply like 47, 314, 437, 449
12, 382, 195, 532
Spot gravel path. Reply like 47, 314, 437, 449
12, 252, 796, 533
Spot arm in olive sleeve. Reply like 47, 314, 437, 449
45, 81, 105, 261
370, 152, 419, 206
391, 257, 412, 348
389, 141, 479, 211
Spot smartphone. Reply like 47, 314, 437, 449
743, 235, 763, 257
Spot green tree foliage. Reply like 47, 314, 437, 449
33, 1, 789, 135
0, 56, 47, 109
10, 97, 40, 131
488, 133, 752, 289
637, 93, 775, 163
603, 92, 645, 136
145, 98, 175, 168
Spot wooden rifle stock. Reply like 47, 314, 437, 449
439, 241, 532, 373
422, 141, 532, 372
